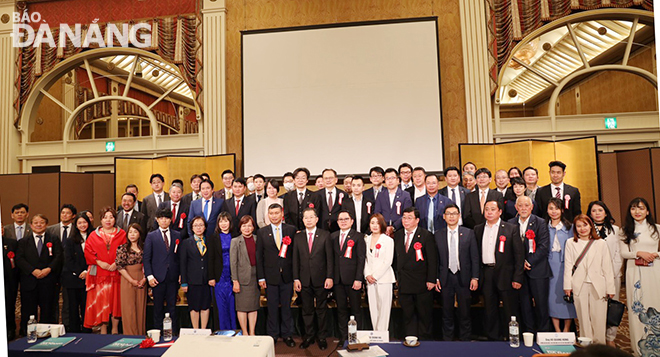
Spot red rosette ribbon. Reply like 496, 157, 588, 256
279, 236, 292, 258
395, 201, 402, 215
139, 337, 155, 348
179, 213, 186, 229
525, 230, 536, 253
564, 195, 570, 210
366, 202, 372, 214
344, 239, 355, 259
174, 239, 180, 253
7, 251, 14, 268
413, 242, 424, 261
46, 242, 53, 256
338, 193, 344, 205
375, 243, 381, 258
498, 235, 506, 253
308, 203, 314, 209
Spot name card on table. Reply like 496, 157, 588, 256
356, 330, 389, 343
180, 328, 212, 336
537, 332, 576, 345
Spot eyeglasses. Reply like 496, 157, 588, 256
444, 212, 460, 216
337, 218, 352, 222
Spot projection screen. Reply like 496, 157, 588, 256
242, 18, 443, 177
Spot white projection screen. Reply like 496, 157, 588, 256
242, 18, 443, 177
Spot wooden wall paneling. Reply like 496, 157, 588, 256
60, 173, 94, 215
597, 152, 621, 225
616, 149, 654, 221
93, 173, 115, 221
0, 174, 30, 227
650, 148, 660, 221
28, 173, 60, 224
554, 138, 599, 214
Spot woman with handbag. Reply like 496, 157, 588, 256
620, 197, 660, 356
563, 214, 615, 345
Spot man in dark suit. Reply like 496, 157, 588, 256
144, 208, 181, 332
3, 203, 31, 241
363, 166, 385, 203
523, 167, 540, 201
142, 174, 170, 225
535, 161, 582, 222
124, 184, 143, 212
341, 176, 373, 234
440, 167, 471, 226
283, 167, 321, 231
375, 168, 413, 236
256, 204, 297, 347
463, 168, 504, 229
435, 203, 479, 341
474, 200, 524, 341
332, 210, 366, 345
117, 192, 148, 234
2, 226, 19, 340
188, 179, 224, 238
406, 167, 427, 205
508, 196, 551, 333
154, 183, 190, 239
293, 208, 333, 350
398, 163, 413, 190
181, 174, 203, 209
15, 214, 63, 334
394, 207, 438, 340
213, 169, 235, 200
416, 174, 451, 234
221, 177, 257, 236
46, 203, 76, 330
314, 168, 347, 233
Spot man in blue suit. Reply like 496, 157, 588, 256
439, 167, 470, 224
435, 203, 479, 341
188, 179, 223, 238
374, 168, 413, 236
508, 195, 551, 333
416, 174, 450, 234
145, 208, 181, 332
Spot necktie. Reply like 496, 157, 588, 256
156, 194, 162, 206
195, 236, 206, 255
62, 225, 68, 241
275, 227, 281, 249
449, 230, 458, 274
235, 199, 241, 215
451, 188, 456, 203
226, 190, 232, 200
162, 230, 170, 250
36, 235, 43, 255
204, 199, 210, 220
374, 188, 379, 200
308, 232, 314, 253
172, 203, 177, 219
298, 192, 303, 205
405, 231, 412, 253
16, 226, 22, 240
194, 193, 200, 201
257, 195, 262, 203
480, 191, 486, 213
124, 212, 130, 228
555, 187, 561, 199
428, 196, 435, 233
328, 191, 333, 211
340, 232, 346, 250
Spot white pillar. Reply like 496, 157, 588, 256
459, 0, 492, 143
201, 0, 227, 155
0, 1, 19, 173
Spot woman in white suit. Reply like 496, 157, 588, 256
363, 213, 396, 332
563, 214, 615, 345
256, 179, 284, 228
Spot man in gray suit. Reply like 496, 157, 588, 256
3, 203, 31, 240
142, 174, 170, 224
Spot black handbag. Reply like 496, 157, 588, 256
607, 298, 627, 327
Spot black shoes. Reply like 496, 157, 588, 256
318, 338, 328, 350
283, 336, 296, 347
299, 337, 314, 349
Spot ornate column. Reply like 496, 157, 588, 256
458, 0, 492, 143
0, 1, 19, 173
201, 0, 227, 155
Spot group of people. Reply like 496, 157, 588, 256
2, 161, 658, 356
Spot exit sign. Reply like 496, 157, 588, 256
105, 141, 115, 152
604, 117, 617, 129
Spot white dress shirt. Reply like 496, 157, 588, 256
482, 219, 501, 264
518, 216, 530, 241
202, 198, 213, 220
404, 227, 417, 251
389, 191, 396, 208
551, 183, 565, 199
14, 223, 27, 240
326, 187, 337, 206
60, 223, 72, 242
414, 187, 426, 201
447, 226, 460, 271
153, 192, 164, 205
353, 197, 363, 232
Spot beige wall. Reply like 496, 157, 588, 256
225, 0, 467, 174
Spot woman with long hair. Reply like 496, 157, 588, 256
62, 213, 93, 332
230, 215, 260, 335
207, 211, 235, 329
563, 214, 615, 344
115, 223, 146, 335
83, 207, 126, 334
619, 197, 660, 356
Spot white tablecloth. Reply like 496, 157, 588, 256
162, 335, 275, 357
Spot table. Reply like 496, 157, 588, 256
9, 333, 168, 357
358, 341, 542, 357
162, 335, 274, 357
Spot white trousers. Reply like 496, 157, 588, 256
367, 283, 393, 332
605, 277, 621, 342
574, 282, 608, 344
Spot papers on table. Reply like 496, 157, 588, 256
96, 338, 144, 353
24, 337, 76, 352
337, 346, 389, 357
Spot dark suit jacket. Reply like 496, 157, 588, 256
153, 200, 191, 239
15, 232, 63, 291
507, 214, 551, 279
393, 227, 437, 294
46, 223, 71, 249
341, 196, 374, 234
462, 189, 504, 229
3, 237, 19, 288
439, 185, 470, 208
374, 188, 413, 230
314, 188, 347, 233
536, 183, 582, 222
143, 228, 180, 283
188, 197, 224, 238
117, 209, 148, 236
180, 237, 208, 286
415, 193, 451, 233
331, 229, 366, 285
2, 224, 32, 240
206, 231, 226, 282
435, 226, 479, 287
181, 192, 201, 211
405, 186, 419, 205
143, 192, 171, 224
62, 236, 87, 289
222, 195, 257, 236
474, 220, 524, 291
255, 223, 297, 285
363, 186, 385, 203
293, 229, 333, 287
283, 189, 320, 231
213, 188, 231, 201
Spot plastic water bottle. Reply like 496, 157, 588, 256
163, 313, 172, 341
27, 315, 37, 343
509, 316, 520, 348
348, 315, 358, 345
